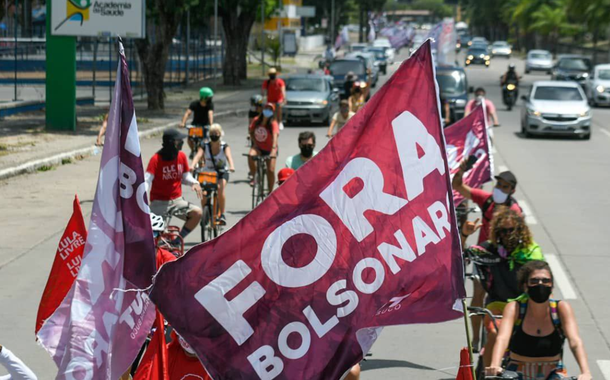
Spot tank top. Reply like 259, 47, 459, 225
203, 142, 228, 172
509, 299, 564, 358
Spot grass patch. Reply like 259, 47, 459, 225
0, 144, 7, 151
37, 165, 55, 172
61, 157, 73, 165
137, 117, 150, 124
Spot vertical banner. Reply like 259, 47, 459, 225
444, 105, 493, 206
150, 41, 465, 380
37, 40, 156, 380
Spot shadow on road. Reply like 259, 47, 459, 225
360, 358, 436, 372
513, 131, 586, 141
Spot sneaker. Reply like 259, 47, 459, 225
218, 214, 227, 226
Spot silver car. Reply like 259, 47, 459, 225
585, 64, 610, 107
490, 41, 512, 58
525, 50, 553, 74
521, 81, 591, 139
283, 75, 339, 125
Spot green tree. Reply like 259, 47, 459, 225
530, 0, 576, 56
569, 0, 610, 63
135, 0, 199, 110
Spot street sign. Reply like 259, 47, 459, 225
296, 6, 315, 18
50, 0, 145, 37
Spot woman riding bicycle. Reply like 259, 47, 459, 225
191, 124, 235, 226
248, 103, 279, 192
486, 260, 592, 380
462, 207, 544, 368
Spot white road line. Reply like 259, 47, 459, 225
498, 165, 509, 173
598, 360, 610, 380
517, 199, 538, 225
545, 254, 577, 299
600, 128, 610, 138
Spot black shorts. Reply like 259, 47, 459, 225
218, 171, 230, 182
255, 147, 278, 156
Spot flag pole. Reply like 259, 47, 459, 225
461, 298, 476, 380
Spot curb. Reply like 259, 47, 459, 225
0, 108, 249, 181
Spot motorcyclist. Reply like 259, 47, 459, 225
180, 87, 215, 158
501, 64, 521, 102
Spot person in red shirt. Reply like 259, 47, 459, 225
453, 160, 522, 351
166, 332, 212, 380
146, 129, 203, 243
248, 103, 280, 191
262, 67, 286, 130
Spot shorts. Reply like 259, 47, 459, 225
252, 146, 278, 156
505, 359, 567, 380
150, 197, 199, 221
483, 302, 507, 333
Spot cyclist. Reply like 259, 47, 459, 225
342, 71, 357, 101
262, 67, 286, 130
486, 260, 592, 380
0, 344, 37, 380
462, 207, 544, 368
248, 103, 280, 191
191, 124, 235, 226
327, 100, 355, 138
180, 87, 215, 157
145, 129, 203, 243
286, 131, 317, 170
249, 94, 264, 125
465, 87, 500, 142
348, 78, 371, 114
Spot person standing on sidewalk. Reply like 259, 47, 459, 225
262, 68, 286, 130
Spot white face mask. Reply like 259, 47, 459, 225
178, 335, 196, 355
492, 187, 509, 204
476, 95, 484, 103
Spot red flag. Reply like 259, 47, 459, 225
444, 105, 493, 205
35, 195, 87, 335
134, 311, 169, 380
150, 40, 465, 379
456, 347, 474, 380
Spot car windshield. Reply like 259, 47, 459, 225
530, 52, 551, 60
492, 42, 508, 47
351, 45, 366, 51
286, 78, 327, 92
597, 69, 610, 80
533, 86, 583, 101
367, 48, 386, 59
436, 71, 466, 95
330, 61, 365, 76
558, 58, 590, 70
469, 49, 486, 55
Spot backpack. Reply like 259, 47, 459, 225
481, 195, 522, 222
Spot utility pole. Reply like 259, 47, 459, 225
330, 0, 335, 46
261, 0, 265, 76
278, 0, 283, 70
214, 0, 218, 85
186, 10, 190, 85
13, 0, 18, 101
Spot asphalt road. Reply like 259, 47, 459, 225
1, 44, 609, 380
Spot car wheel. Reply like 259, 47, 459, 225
525, 69, 530, 74
582, 133, 591, 140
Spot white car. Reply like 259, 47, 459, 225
525, 50, 553, 74
586, 64, 610, 107
490, 41, 512, 58
521, 81, 591, 139
373, 38, 395, 64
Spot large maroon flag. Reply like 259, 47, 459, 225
444, 105, 493, 205
150, 41, 465, 380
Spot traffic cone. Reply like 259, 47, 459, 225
456, 347, 474, 380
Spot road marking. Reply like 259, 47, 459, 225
600, 128, 610, 138
517, 199, 538, 225
545, 254, 577, 299
498, 165, 509, 173
598, 360, 610, 380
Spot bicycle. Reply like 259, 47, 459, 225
195, 168, 223, 242
186, 124, 209, 159
485, 370, 577, 380
156, 207, 189, 258
244, 153, 275, 209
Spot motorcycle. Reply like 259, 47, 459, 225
502, 80, 518, 111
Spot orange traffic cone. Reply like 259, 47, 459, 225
456, 347, 474, 380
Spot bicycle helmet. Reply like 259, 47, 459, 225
150, 213, 166, 233
251, 94, 263, 107
199, 87, 214, 100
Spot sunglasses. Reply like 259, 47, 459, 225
496, 227, 516, 234
300, 144, 315, 149
528, 277, 552, 286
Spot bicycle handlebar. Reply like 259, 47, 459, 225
242, 154, 277, 160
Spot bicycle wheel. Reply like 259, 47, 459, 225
255, 161, 266, 207
251, 168, 259, 209
201, 206, 211, 242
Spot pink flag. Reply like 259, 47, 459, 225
444, 105, 493, 205
150, 41, 465, 380
37, 40, 156, 380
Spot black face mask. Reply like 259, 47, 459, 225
528, 285, 552, 303
160, 140, 181, 161
300, 145, 314, 158
210, 135, 220, 142
269, 74, 276, 80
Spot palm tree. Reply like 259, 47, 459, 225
530, 0, 576, 56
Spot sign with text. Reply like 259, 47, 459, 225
51, 0, 145, 37
150, 41, 465, 380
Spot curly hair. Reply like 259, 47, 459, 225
489, 206, 532, 248
517, 260, 553, 291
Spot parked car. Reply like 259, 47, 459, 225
520, 81, 591, 139
283, 75, 339, 125
465, 47, 490, 67
436, 65, 469, 124
328, 58, 368, 97
366, 46, 389, 75
345, 51, 379, 87
490, 41, 512, 58
525, 50, 553, 74
585, 64, 610, 107
372, 38, 395, 64
551, 55, 592, 84
349, 43, 368, 53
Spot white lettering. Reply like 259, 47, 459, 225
261, 214, 336, 288
303, 305, 339, 338
125, 114, 141, 156
247, 345, 284, 380
326, 280, 359, 318
277, 322, 311, 360
320, 157, 408, 242
377, 229, 416, 274
412, 216, 441, 255
194, 260, 265, 346
392, 111, 446, 201
136, 182, 150, 214
119, 162, 137, 199
427, 201, 451, 239
353, 258, 385, 294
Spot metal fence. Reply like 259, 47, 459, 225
0, 8, 224, 104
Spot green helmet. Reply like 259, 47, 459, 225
199, 87, 214, 100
